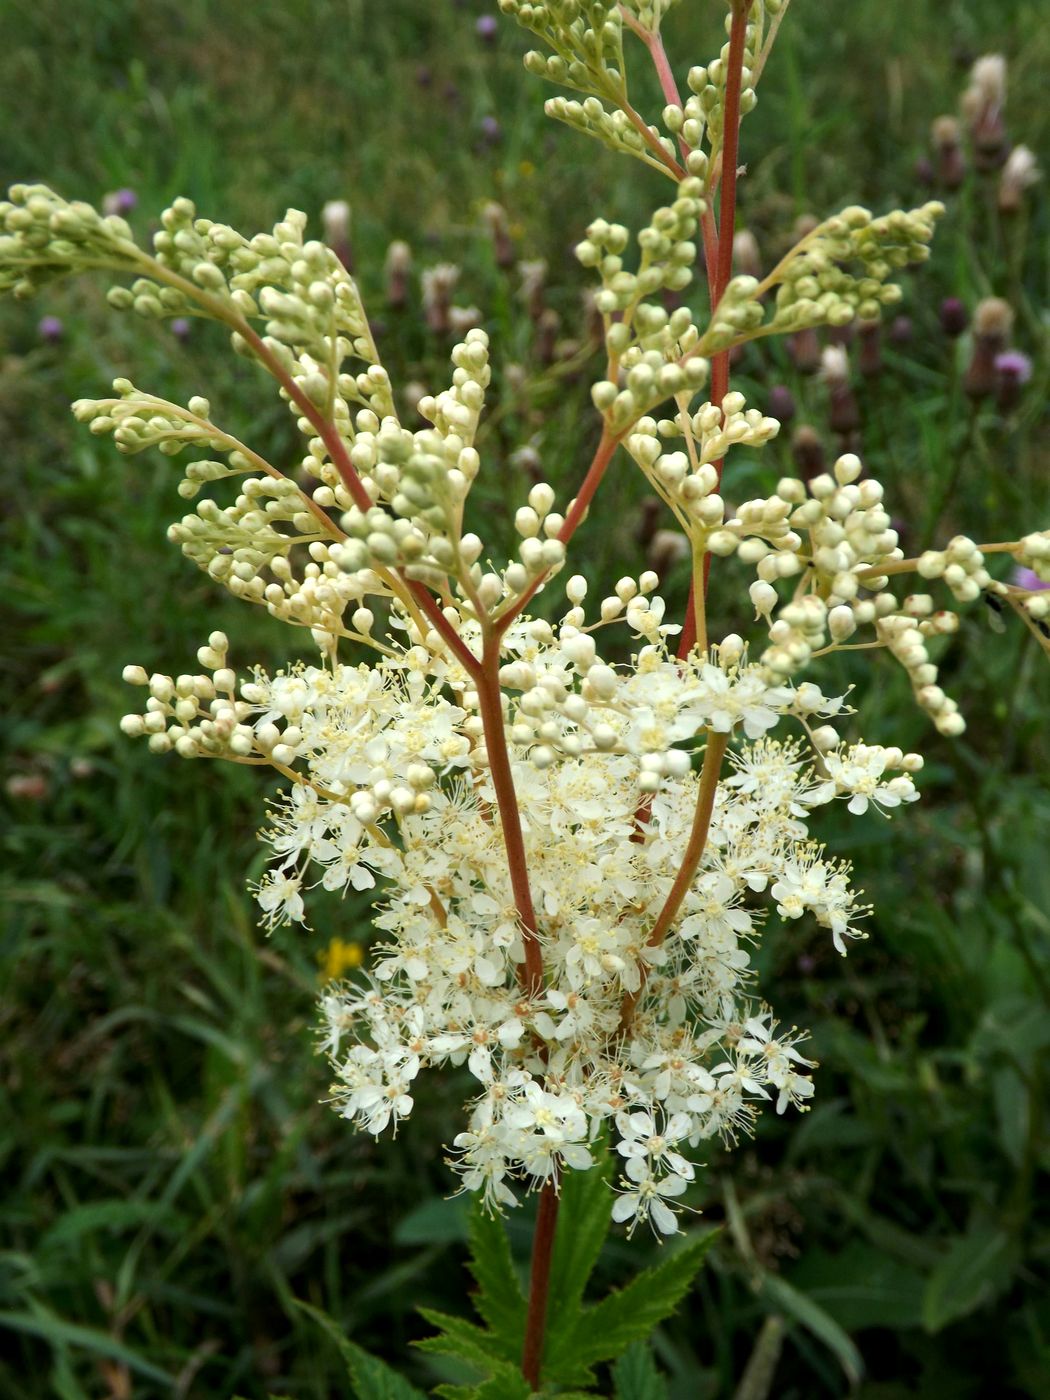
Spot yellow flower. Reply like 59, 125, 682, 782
318, 936, 364, 982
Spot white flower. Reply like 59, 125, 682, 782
256, 872, 306, 928
611, 1170, 690, 1237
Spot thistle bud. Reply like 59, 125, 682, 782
322, 199, 352, 270
998, 145, 1041, 213
481, 201, 514, 268
384, 241, 412, 309
788, 327, 821, 373
964, 297, 1014, 399
791, 425, 825, 481
993, 350, 1032, 415
931, 116, 965, 190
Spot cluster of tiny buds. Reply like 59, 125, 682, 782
626, 393, 780, 533
119, 634, 252, 758
0, 184, 139, 298
121, 642, 438, 819
499, 571, 664, 770
915, 535, 991, 603
875, 612, 965, 735
774, 204, 942, 328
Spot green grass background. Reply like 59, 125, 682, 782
1, 1, 1048, 1396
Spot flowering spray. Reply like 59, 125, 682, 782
3, 1, 1047, 1393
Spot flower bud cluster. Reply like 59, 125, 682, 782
71, 380, 254, 499
0, 183, 140, 299
681, 18, 759, 150
169, 476, 338, 602
509, 1, 627, 102
119, 635, 258, 759
332, 330, 493, 587
764, 203, 944, 337
915, 535, 992, 603
625, 393, 780, 535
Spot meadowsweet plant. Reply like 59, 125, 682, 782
4, 1, 1048, 1394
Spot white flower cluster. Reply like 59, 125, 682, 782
122, 592, 921, 1235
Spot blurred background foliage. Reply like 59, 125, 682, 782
1, 0, 1048, 1396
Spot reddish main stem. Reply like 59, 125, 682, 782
521, 1179, 561, 1388
475, 648, 544, 996
677, 1, 749, 659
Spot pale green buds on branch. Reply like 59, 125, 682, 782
0, 184, 140, 298
752, 203, 945, 340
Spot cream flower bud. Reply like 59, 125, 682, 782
750, 580, 778, 619
828, 606, 857, 641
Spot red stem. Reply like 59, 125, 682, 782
521, 1179, 560, 1388
236, 321, 373, 513
409, 583, 482, 678
476, 646, 544, 996
495, 429, 621, 638
677, 0, 749, 659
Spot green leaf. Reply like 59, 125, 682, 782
613, 1341, 669, 1399
544, 1150, 613, 1360
395, 1194, 471, 1246
0, 1304, 175, 1387
759, 1276, 862, 1388
416, 1307, 510, 1370
467, 1202, 526, 1349
547, 1229, 718, 1379
431, 1361, 533, 1400
472, 1360, 533, 1399
293, 1300, 426, 1399
922, 1224, 1017, 1333
786, 1244, 926, 1331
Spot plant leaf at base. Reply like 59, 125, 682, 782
467, 1201, 527, 1351
546, 1228, 718, 1381
613, 1340, 670, 1399
294, 1299, 427, 1399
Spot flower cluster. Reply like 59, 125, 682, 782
5, 2, 1047, 1248
119, 590, 923, 1232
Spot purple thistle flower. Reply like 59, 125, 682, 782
994, 348, 1033, 414
1013, 566, 1049, 593
103, 188, 138, 217
479, 115, 502, 146
994, 349, 1033, 384
170, 317, 191, 341
939, 297, 968, 338
476, 15, 498, 42
38, 314, 64, 342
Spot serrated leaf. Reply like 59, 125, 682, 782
613, 1341, 669, 1399
472, 1360, 533, 1399
293, 1300, 426, 1399
547, 1229, 717, 1379
921, 1224, 1016, 1333
544, 1149, 613, 1361
467, 1202, 526, 1349
416, 1307, 510, 1370
759, 1276, 862, 1388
